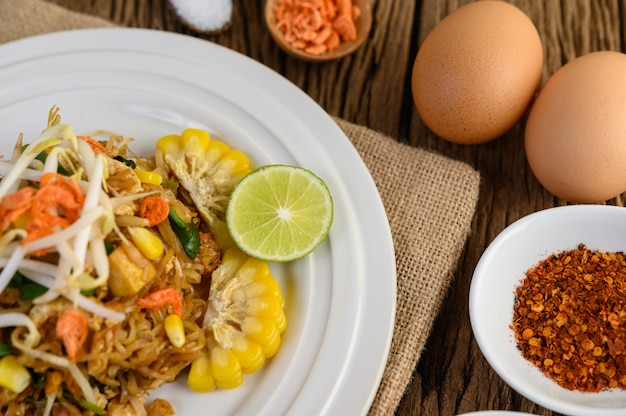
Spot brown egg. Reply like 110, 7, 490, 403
411, 1, 543, 145
525, 51, 626, 203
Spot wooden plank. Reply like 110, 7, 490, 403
49, 0, 416, 139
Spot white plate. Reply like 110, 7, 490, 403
0, 28, 396, 416
470, 205, 626, 416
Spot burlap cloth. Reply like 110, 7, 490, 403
0, 0, 481, 414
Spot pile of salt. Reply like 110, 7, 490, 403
169, 0, 233, 32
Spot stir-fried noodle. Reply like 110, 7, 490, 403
0, 108, 227, 415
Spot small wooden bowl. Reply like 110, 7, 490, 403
265, 0, 372, 63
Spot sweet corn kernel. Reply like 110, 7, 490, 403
181, 129, 210, 154
231, 276, 281, 303
205, 140, 230, 162
156, 134, 182, 156
276, 308, 287, 333
231, 337, 265, 374
164, 314, 185, 348
241, 316, 281, 358
210, 346, 243, 389
0, 355, 31, 393
127, 227, 164, 260
134, 168, 162, 186
223, 247, 249, 270
188, 352, 215, 393
219, 149, 251, 176
237, 257, 271, 285
244, 296, 287, 333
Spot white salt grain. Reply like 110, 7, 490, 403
169, 0, 233, 32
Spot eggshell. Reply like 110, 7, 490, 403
411, 0, 543, 144
525, 51, 626, 203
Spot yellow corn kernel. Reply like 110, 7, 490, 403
205, 140, 230, 163
218, 149, 251, 177
134, 168, 162, 186
241, 316, 281, 358
164, 314, 186, 348
231, 276, 282, 303
188, 351, 216, 392
245, 295, 281, 322
181, 129, 211, 154
237, 257, 271, 285
127, 227, 164, 260
231, 336, 265, 374
223, 246, 250, 271
245, 296, 287, 334
210, 346, 243, 389
275, 308, 287, 334
156, 134, 182, 156
0, 355, 31, 393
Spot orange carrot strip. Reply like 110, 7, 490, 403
136, 288, 183, 317
77, 135, 108, 155
56, 310, 88, 364
139, 196, 169, 227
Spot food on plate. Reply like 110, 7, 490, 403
512, 244, 626, 392
0, 107, 290, 415
271, 0, 362, 56
226, 165, 334, 262
188, 246, 287, 391
525, 51, 626, 203
411, 0, 543, 144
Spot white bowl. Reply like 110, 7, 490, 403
469, 205, 626, 416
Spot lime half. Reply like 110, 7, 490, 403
226, 165, 334, 262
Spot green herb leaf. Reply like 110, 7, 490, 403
9, 272, 48, 301
20, 282, 48, 301
63, 390, 105, 415
79, 398, 105, 415
168, 208, 200, 260
0, 343, 12, 357
8, 272, 23, 288
104, 240, 115, 255
113, 155, 137, 169
21, 144, 70, 176
30, 370, 46, 388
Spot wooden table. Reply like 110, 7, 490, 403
48, 0, 625, 414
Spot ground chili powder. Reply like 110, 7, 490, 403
512, 244, 626, 392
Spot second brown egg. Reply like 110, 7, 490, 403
411, 0, 543, 145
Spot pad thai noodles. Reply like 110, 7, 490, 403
0, 107, 287, 415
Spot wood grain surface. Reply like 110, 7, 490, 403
45, 0, 626, 414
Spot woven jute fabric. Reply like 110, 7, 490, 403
0, 0, 481, 414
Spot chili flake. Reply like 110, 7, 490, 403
512, 244, 626, 392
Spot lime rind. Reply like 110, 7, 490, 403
226, 165, 333, 262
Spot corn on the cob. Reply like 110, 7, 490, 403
187, 247, 286, 392
155, 128, 251, 248
0, 355, 31, 393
